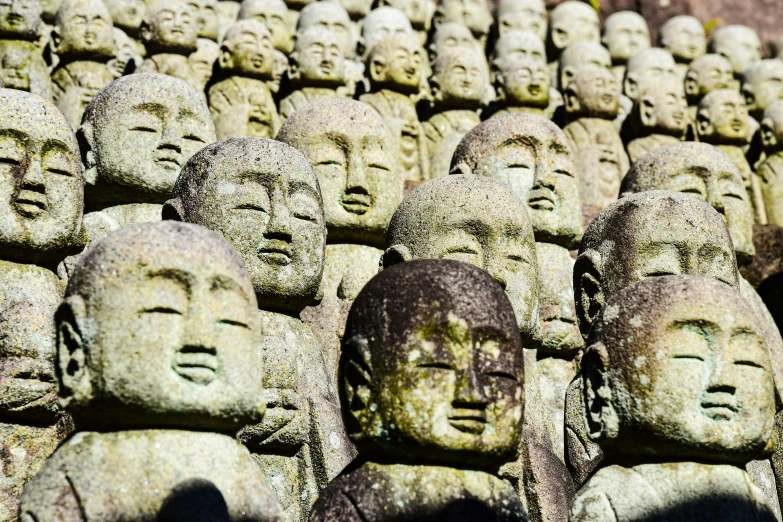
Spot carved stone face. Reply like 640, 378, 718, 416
39, 0, 62, 24
0, 0, 42, 40
238, 0, 293, 54
342, 260, 525, 467
549, 1, 599, 55
103, 0, 145, 33
586, 276, 774, 461
660, 15, 705, 63
107, 27, 140, 78
492, 30, 546, 71
0, 302, 60, 422
327, 0, 371, 20
635, 81, 688, 136
709, 25, 761, 77
269, 49, 286, 93
496, 0, 546, 41
1, 46, 32, 90
697, 89, 749, 145
53, 0, 115, 60
189, 37, 219, 88
624, 48, 677, 101
760, 102, 783, 225
82, 73, 215, 207
685, 54, 733, 102
429, 22, 479, 62
0, 90, 83, 266
290, 28, 346, 87
380, 0, 434, 32
220, 20, 274, 79
434, 0, 491, 39
360, 7, 412, 60
533, 243, 583, 354
499, 58, 549, 109
565, 65, 620, 119
297, 2, 353, 59
432, 48, 489, 108
186, 0, 219, 41
558, 41, 611, 91
169, 139, 325, 315
141, 0, 199, 55
451, 114, 582, 249
59, 222, 264, 430
384, 175, 539, 335
276, 98, 402, 248
620, 143, 754, 266
368, 33, 423, 93
601, 11, 650, 65
742, 59, 783, 120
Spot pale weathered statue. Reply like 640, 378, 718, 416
107, 27, 142, 78
571, 275, 778, 522
742, 59, 783, 123
0, 302, 73, 520
358, 6, 413, 61
165, 138, 355, 522
188, 37, 220, 91
0, 0, 53, 100
188, 0, 220, 42
103, 0, 146, 58
279, 28, 348, 120
423, 47, 491, 178
685, 53, 734, 120
557, 41, 611, 93
759, 101, 783, 226
19, 222, 285, 521
76, 73, 215, 252
208, 20, 278, 140
490, 57, 550, 118
276, 98, 403, 380
623, 47, 677, 103
238, 0, 293, 54
0, 89, 83, 309
709, 24, 762, 79
428, 22, 481, 65
376, 0, 433, 45
432, 0, 492, 45
601, 11, 650, 85
360, 33, 428, 183
310, 260, 531, 522
659, 15, 706, 79
492, 29, 546, 71
323, 0, 369, 36
297, 1, 354, 61
547, 1, 599, 64
50, 0, 116, 127
626, 80, 688, 163
563, 65, 629, 212
495, 0, 546, 42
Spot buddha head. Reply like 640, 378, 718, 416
564, 64, 620, 120
296, 1, 353, 59
107, 27, 142, 78
288, 28, 346, 88
709, 25, 761, 78
495, 58, 550, 111
758, 101, 783, 225
57, 221, 265, 431
428, 22, 480, 64
52, 0, 115, 62
376, 0, 435, 34
742, 59, 783, 121
492, 30, 546, 72
103, 0, 145, 35
496, 0, 546, 41
620, 142, 755, 265
575, 191, 739, 337
382, 175, 539, 335
39, 0, 62, 24
186, 0, 219, 41
0, 0, 42, 41
341, 259, 525, 468
276, 98, 402, 248
0, 47, 33, 91
358, 7, 412, 60
324, 0, 371, 22
659, 15, 705, 64
189, 37, 219, 88
0, 90, 83, 267
761, 100, 783, 154
548, 1, 599, 59
430, 46, 491, 110
583, 275, 775, 462
366, 32, 423, 94
238, 0, 293, 54
601, 11, 650, 67
218, 19, 274, 80
140, 0, 199, 56
696, 89, 749, 146
630, 79, 688, 138
79, 73, 215, 208
450, 113, 582, 248
166, 138, 325, 315
684, 54, 734, 105
558, 41, 611, 91
623, 48, 677, 102
433, 0, 492, 41
269, 49, 286, 93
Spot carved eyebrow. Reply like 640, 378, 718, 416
210, 275, 252, 303
322, 132, 349, 148
43, 139, 75, 155
668, 318, 720, 335
550, 140, 569, 154
146, 269, 193, 291
0, 129, 28, 142
289, 180, 322, 203
500, 135, 541, 149
447, 217, 490, 237
133, 103, 166, 117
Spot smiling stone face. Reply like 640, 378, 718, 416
548, 1, 599, 57
565, 65, 620, 119
80, 73, 215, 208
219, 19, 274, 80
685, 54, 734, 104
741, 59, 783, 121
297, 1, 353, 59
141, 0, 199, 55
660, 15, 705, 64
496, 0, 546, 41
103, 0, 145, 34
601, 11, 649, 66
289, 28, 346, 87
433, 0, 491, 41
366, 32, 423, 94
52, 0, 115, 61
0, 0, 42, 40
709, 25, 761, 78
431, 46, 490, 109
696, 89, 749, 146
238, 0, 292, 54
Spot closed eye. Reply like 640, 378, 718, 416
644, 271, 677, 277
46, 167, 73, 177
184, 134, 204, 142
485, 370, 518, 381
672, 354, 705, 361
234, 203, 268, 212
555, 169, 574, 178
444, 247, 479, 255
418, 362, 454, 370
506, 254, 528, 263
131, 126, 158, 132
315, 160, 342, 167
140, 306, 182, 315
723, 191, 744, 200
369, 163, 391, 171
0, 157, 21, 166
292, 211, 318, 222
734, 360, 764, 368
218, 318, 250, 329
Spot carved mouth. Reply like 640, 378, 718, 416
14, 191, 47, 217
319, 60, 335, 74
449, 411, 487, 434
341, 193, 372, 214
701, 400, 738, 421
731, 120, 744, 132
173, 346, 218, 385
528, 84, 541, 96
527, 188, 555, 211
154, 152, 182, 170
601, 93, 615, 104
5, 13, 24, 26
257, 240, 292, 265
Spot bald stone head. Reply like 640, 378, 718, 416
52, 0, 115, 61
620, 142, 754, 265
630, 78, 688, 138
450, 114, 582, 248
103, 0, 145, 34
575, 190, 739, 337
359, 7, 413, 60
558, 41, 611, 91
276, 98, 402, 248
238, 0, 293, 54
165, 138, 325, 315
376, 0, 435, 33
496, 0, 546, 41
0, 90, 83, 267
601, 11, 650, 66
492, 30, 546, 72
709, 25, 761, 78
583, 275, 775, 462
0, 0, 43, 40
623, 48, 677, 101
564, 64, 620, 120
186, 0, 219, 41
433, 0, 492, 40
58, 221, 264, 431
430, 46, 491, 109
141, 0, 199, 55
684, 54, 734, 104
80, 73, 215, 208
341, 259, 524, 468
741, 59, 783, 121
761, 100, 783, 155
297, 1, 354, 59
366, 33, 424, 94
696, 89, 749, 146
548, 1, 599, 58
495, 58, 550, 110
760, 101, 783, 226
382, 175, 539, 335
659, 15, 705, 64
218, 19, 274, 80
429, 22, 480, 63
289, 28, 346, 88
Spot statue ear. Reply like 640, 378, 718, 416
56, 297, 93, 411
218, 45, 233, 70
696, 108, 713, 137
551, 26, 569, 50
582, 341, 619, 441
639, 95, 656, 127
560, 65, 575, 90
288, 52, 301, 81
429, 73, 442, 102
624, 73, 639, 100
380, 244, 413, 269
341, 335, 375, 439
684, 70, 699, 97
743, 85, 756, 109
139, 20, 153, 44
369, 55, 387, 83
162, 198, 185, 221
761, 119, 778, 150
50, 25, 63, 54
564, 85, 581, 113
77, 122, 98, 186
574, 251, 604, 339
357, 38, 367, 61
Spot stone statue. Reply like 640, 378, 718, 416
323, 0, 370, 37
601, 11, 649, 85
138, 0, 201, 91
50, 0, 116, 127
557, 41, 611, 93
428, 22, 481, 65
432, 0, 492, 46
188, 37, 220, 91
0, 89, 83, 309
279, 28, 348, 120
76, 73, 215, 253
626, 80, 688, 163
563, 65, 629, 212
165, 138, 355, 522
238, 0, 294, 54
708, 24, 762, 79
18, 222, 284, 521
358, 6, 412, 61
310, 260, 531, 522
0, 0, 53, 100
659, 15, 706, 80
359, 33, 428, 183
375, 0, 435, 46
489, 57, 550, 118
492, 29, 546, 71
107, 27, 142, 78
276, 98, 403, 380
103, 0, 146, 59
547, 1, 599, 64
760, 101, 783, 226
571, 275, 778, 522
216, 1, 241, 40
423, 47, 490, 178
0, 302, 73, 520
622, 48, 677, 103
208, 20, 278, 140
495, 0, 546, 42
742, 59, 783, 123
188, 0, 220, 42
685, 53, 734, 121
296, 2, 354, 62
